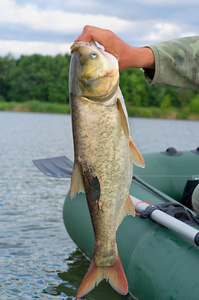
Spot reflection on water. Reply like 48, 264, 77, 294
0, 111, 198, 299
46, 250, 134, 300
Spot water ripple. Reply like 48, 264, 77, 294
1, 112, 198, 299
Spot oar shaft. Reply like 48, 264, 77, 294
131, 196, 199, 246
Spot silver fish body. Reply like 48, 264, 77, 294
69, 41, 144, 299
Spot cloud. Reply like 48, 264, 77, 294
0, 0, 198, 57
0, 0, 133, 34
0, 40, 71, 57
143, 23, 181, 42
0, 0, 139, 56
134, 21, 198, 44
134, 0, 198, 5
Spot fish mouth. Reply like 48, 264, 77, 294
80, 78, 119, 103
78, 70, 116, 82
70, 41, 97, 54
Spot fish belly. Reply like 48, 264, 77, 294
71, 95, 133, 267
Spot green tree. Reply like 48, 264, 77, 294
0, 54, 15, 100
190, 95, 199, 114
6, 54, 70, 103
1, 51, 199, 117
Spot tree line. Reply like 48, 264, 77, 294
0, 53, 199, 117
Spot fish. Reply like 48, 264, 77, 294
69, 41, 145, 299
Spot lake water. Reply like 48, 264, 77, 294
0, 111, 198, 300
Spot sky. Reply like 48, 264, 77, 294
0, 0, 198, 57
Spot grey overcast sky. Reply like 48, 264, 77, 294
0, 0, 198, 57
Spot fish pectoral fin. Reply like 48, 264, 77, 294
117, 98, 130, 139
76, 253, 128, 299
116, 194, 135, 228
70, 161, 85, 198
117, 97, 145, 168
129, 138, 145, 168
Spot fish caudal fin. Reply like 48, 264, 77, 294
76, 254, 128, 299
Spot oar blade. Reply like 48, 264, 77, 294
33, 156, 73, 178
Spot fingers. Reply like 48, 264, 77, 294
75, 26, 116, 54
74, 25, 113, 48
75, 25, 99, 43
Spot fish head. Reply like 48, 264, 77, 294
70, 41, 119, 102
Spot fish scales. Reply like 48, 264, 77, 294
69, 41, 144, 299
71, 94, 132, 267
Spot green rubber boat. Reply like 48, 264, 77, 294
62, 147, 199, 300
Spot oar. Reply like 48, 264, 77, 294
131, 196, 199, 247
33, 156, 73, 178
33, 156, 199, 246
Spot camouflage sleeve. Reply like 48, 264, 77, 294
144, 36, 199, 89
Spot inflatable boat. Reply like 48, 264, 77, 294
33, 147, 199, 300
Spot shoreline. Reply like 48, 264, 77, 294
0, 100, 199, 120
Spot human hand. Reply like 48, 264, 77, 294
75, 25, 155, 70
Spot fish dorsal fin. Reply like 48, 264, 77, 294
117, 98, 130, 139
70, 161, 85, 198
116, 194, 135, 229
129, 138, 145, 168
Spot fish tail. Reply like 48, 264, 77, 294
76, 253, 128, 299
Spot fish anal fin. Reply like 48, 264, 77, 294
76, 254, 128, 299
117, 194, 135, 228
129, 138, 145, 168
70, 161, 85, 198
117, 98, 130, 139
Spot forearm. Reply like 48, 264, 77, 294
144, 36, 199, 89
119, 46, 155, 70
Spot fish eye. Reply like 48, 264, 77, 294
90, 52, 98, 59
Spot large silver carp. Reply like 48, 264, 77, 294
69, 41, 144, 299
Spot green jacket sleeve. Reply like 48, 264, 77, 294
144, 36, 199, 89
